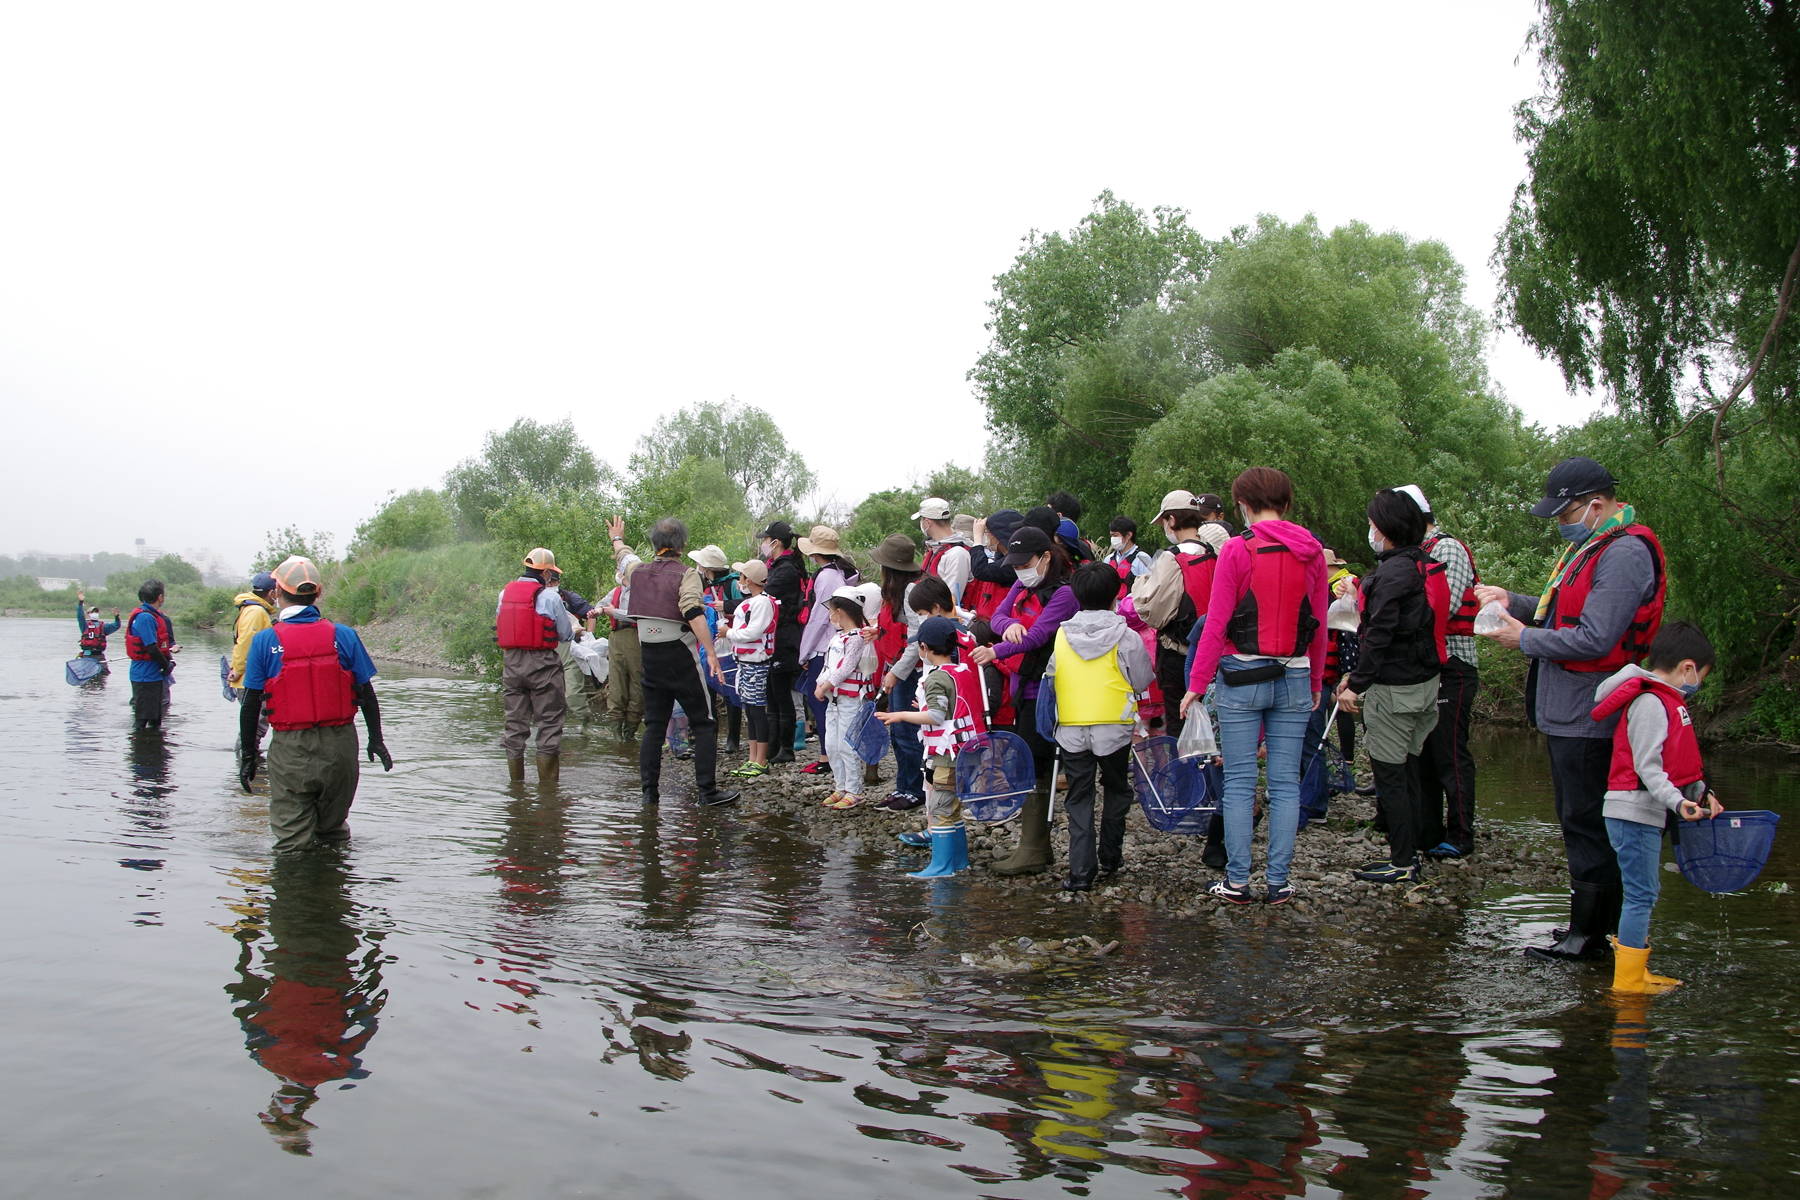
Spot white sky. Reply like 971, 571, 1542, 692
0, 1, 1596, 571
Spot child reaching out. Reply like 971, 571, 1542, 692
878, 616, 983, 878
1591, 621, 1723, 992
814, 585, 881, 809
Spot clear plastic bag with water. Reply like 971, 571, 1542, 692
1176, 707, 1218, 758
1472, 601, 1508, 635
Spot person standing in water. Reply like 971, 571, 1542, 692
74, 587, 121, 668
238, 556, 392, 854
125, 578, 178, 731
496, 547, 575, 784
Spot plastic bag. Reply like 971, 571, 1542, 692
1325, 595, 1360, 633
570, 634, 609, 683
1472, 601, 1508, 635
1176, 707, 1217, 758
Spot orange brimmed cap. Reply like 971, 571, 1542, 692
524, 547, 557, 570
273, 555, 323, 595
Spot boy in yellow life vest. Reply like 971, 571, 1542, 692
1045, 563, 1155, 892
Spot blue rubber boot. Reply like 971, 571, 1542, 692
907, 823, 969, 879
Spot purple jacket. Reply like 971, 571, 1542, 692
991, 581, 1078, 701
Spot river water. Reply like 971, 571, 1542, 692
3, 617, 1796, 1198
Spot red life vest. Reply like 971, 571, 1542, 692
125, 606, 173, 662
496, 579, 558, 649
1419, 558, 1452, 667
1592, 675, 1704, 791
873, 603, 910, 674
967, 576, 1009, 621
1222, 532, 1318, 658
917, 661, 989, 757
266, 620, 358, 731
1422, 531, 1482, 638
1173, 547, 1217, 628
607, 585, 635, 631
1007, 583, 1068, 683
80, 616, 109, 652
795, 570, 816, 627
1548, 525, 1667, 673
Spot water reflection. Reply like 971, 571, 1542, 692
224, 854, 387, 1155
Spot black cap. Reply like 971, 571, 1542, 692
984, 509, 1024, 545
756, 520, 795, 541
1194, 493, 1225, 514
1530, 457, 1619, 518
1003, 526, 1053, 565
1022, 505, 1059, 537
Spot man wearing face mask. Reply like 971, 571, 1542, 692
1473, 456, 1667, 963
915, 497, 973, 609
1103, 517, 1152, 592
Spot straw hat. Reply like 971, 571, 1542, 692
868, 532, 922, 573
1322, 547, 1348, 569
796, 525, 842, 556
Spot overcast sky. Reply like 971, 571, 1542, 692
0, 1, 1594, 571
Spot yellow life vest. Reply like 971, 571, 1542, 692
1051, 629, 1135, 726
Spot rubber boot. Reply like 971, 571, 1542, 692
724, 706, 742, 755
1201, 812, 1227, 870
507, 756, 526, 783
1526, 881, 1610, 961
770, 712, 797, 764
864, 762, 882, 787
535, 753, 560, 786
907, 823, 969, 878
990, 789, 1051, 876
1609, 938, 1681, 992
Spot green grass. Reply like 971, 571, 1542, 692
323, 542, 512, 676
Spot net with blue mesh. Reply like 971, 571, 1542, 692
955, 730, 1036, 823
65, 657, 105, 686
705, 655, 743, 708
219, 654, 237, 701
1674, 811, 1781, 894
1131, 735, 1222, 834
1299, 739, 1353, 822
852, 701, 890, 765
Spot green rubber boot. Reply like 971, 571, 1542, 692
990, 789, 1051, 876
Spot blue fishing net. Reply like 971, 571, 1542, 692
955, 730, 1036, 823
1674, 811, 1781, 894
65, 657, 105, 686
705, 655, 742, 708
852, 701, 890, 765
666, 703, 690, 756
1299, 739, 1353, 820
1131, 735, 1221, 834
219, 654, 237, 701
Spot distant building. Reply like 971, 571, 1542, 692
134, 538, 161, 561
36, 577, 79, 591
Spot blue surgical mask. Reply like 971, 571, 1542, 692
1677, 682, 1700, 699
1558, 521, 1592, 546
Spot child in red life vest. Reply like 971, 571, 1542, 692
814, 584, 881, 809
1591, 621, 1722, 993
1046, 563, 1155, 891
723, 559, 779, 779
877, 617, 977, 877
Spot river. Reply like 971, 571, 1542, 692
3, 617, 1796, 1198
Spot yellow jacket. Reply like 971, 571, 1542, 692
227, 592, 275, 685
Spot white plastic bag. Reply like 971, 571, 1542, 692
1472, 601, 1508, 636
1326, 595, 1360, 633
570, 634, 609, 683
1176, 708, 1218, 758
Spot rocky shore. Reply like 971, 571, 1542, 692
722, 750, 1573, 935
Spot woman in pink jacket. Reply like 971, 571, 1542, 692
1182, 467, 1330, 906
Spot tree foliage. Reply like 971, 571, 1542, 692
351, 489, 456, 556
444, 417, 609, 537
628, 399, 815, 519
254, 526, 336, 573
485, 488, 618, 601
618, 455, 757, 564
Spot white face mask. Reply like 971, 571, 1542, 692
1109, 535, 1124, 551
1367, 526, 1387, 554
1015, 564, 1043, 588
1164, 524, 1179, 545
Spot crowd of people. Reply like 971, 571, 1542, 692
85, 455, 1721, 997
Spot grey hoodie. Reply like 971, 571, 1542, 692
1044, 609, 1155, 755
1595, 663, 1707, 828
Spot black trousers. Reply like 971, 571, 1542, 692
1419, 656, 1480, 850
1373, 756, 1426, 867
1063, 745, 1132, 885
766, 664, 799, 750
639, 641, 720, 797
1156, 643, 1189, 739
1545, 734, 1621, 888
131, 680, 168, 730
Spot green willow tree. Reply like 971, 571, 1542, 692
1498, 0, 1800, 724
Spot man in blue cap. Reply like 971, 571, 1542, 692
1475, 456, 1667, 963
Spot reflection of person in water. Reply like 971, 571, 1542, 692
227, 853, 386, 1155
492, 785, 574, 919
1323, 1029, 1468, 1196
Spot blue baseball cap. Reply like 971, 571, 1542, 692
917, 616, 961, 652
251, 571, 278, 593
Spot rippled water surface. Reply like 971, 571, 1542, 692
3, 618, 1797, 1198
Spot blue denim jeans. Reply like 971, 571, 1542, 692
1606, 816, 1664, 949
1212, 663, 1315, 886
888, 674, 924, 799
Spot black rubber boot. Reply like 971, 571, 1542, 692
724, 706, 742, 755
1201, 812, 1227, 870
770, 712, 797, 764
1526, 881, 1612, 961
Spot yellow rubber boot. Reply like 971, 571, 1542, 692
1609, 937, 1681, 992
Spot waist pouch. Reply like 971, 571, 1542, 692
1219, 662, 1285, 687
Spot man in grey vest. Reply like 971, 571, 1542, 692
609, 515, 740, 807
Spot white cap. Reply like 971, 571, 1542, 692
832, 582, 883, 622
1155, 490, 1200, 520
910, 497, 953, 521
1394, 484, 1431, 515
